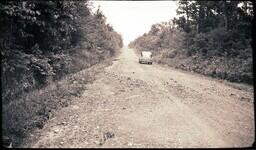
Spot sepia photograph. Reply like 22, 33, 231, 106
1, 0, 255, 148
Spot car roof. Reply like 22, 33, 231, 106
141, 51, 152, 54
141, 51, 152, 57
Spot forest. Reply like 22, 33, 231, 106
1, 1, 122, 146
129, 1, 254, 84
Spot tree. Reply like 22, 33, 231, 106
176, 0, 193, 33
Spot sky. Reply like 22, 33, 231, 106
90, 1, 178, 45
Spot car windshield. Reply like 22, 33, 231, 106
141, 51, 152, 58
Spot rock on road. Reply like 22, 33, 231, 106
30, 47, 254, 148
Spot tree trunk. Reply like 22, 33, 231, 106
198, 3, 204, 33
185, 1, 190, 33
223, 1, 228, 30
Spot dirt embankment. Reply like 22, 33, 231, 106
2, 54, 116, 147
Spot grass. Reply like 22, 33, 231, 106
2, 55, 114, 147
153, 49, 253, 85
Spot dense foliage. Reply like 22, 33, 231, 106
1, 1, 123, 104
129, 1, 253, 84
1, 1, 122, 146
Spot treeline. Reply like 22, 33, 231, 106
1, 1, 122, 146
129, 1, 253, 84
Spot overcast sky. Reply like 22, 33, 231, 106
90, 1, 178, 45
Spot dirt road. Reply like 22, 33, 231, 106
29, 47, 254, 148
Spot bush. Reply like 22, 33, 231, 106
129, 21, 252, 85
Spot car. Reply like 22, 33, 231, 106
139, 51, 153, 65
